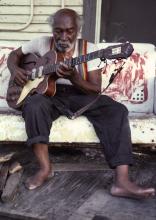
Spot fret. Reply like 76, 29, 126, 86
64, 59, 69, 66
86, 54, 90, 61
75, 57, 81, 65
71, 58, 76, 66
81, 55, 86, 63
65, 59, 72, 67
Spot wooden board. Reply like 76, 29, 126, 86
0, 1, 83, 41
1, 170, 23, 203
0, 6, 83, 15
53, 162, 108, 172
0, 152, 15, 163
0, 163, 9, 195
0, 208, 46, 220
0, 0, 83, 6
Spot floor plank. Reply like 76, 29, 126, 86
53, 162, 108, 172
0, 163, 9, 195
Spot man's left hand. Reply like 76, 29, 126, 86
56, 62, 76, 79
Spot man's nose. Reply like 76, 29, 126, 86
61, 32, 68, 40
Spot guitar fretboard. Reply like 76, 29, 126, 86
43, 50, 102, 76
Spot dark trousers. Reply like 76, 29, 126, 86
22, 85, 133, 168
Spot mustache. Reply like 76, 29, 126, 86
57, 41, 70, 47
54, 40, 75, 52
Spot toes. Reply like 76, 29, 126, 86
25, 171, 55, 190
25, 176, 43, 190
27, 184, 39, 190
145, 188, 155, 197
25, 180, 43, 190
110, 185, 155, 199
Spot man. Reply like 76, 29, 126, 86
7, 8, 155, 198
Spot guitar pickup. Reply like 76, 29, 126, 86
31, 68, 36, 80
30, 66, 43, 80
38, 66, 43, 78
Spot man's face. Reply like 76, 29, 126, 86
52, 14, 78, 53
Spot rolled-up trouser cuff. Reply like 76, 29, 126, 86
108, 154, 134, 169
27, 136, 49, 147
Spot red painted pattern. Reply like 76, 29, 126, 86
0, 46, 15, 100
102, 52, 148, 103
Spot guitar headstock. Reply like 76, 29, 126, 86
101, 42, 134, 60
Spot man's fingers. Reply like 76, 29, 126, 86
59, 62, 73, 71
56, 69, 64, 78
15, 71, 28, 86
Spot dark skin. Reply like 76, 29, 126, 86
7, 9, 155, 198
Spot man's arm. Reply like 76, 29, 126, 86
56, 63, 102, 94
7, 47, 29, 86
71, 68, 102, 94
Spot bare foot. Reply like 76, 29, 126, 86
25, 169, 54, 190
110, 182, 155, 199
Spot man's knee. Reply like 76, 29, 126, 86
116, 102, 128, 115
100, 96, 128, 112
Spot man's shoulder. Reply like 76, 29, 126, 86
31, 36, 52, 44
22, 36, 52, 55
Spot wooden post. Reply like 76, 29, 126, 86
82, 0, 97, 43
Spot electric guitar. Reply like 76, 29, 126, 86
6, 42, 134, 110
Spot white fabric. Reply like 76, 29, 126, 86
22, 36, 103, 85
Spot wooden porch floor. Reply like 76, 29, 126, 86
0, 146, 156, 220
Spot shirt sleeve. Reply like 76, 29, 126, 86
87, 42, 105, 72
21, 36, 51, 56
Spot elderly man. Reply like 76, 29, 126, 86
7, 8, 155, 199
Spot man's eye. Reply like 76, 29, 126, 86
54, 29, 61, 34
68, 30, 74, 34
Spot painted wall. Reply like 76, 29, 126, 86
97, 43, 156, 114
0, 0, 83, 42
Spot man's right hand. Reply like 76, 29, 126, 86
7, 47, 31, 87
11, 66, 30, 87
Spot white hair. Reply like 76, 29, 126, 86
47, 8, 83, 32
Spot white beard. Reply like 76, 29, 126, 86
54, 40, 76, 53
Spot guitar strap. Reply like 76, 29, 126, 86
77, 39, 88, 81
50, 36, 54, 50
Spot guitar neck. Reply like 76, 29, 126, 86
43, 50, 102, 75
41, 42, 133, 76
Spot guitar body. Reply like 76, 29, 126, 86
7, 50, 59, 110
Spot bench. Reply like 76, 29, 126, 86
0, 41, 156, 146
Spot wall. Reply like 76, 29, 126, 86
0, 0, 83, 42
